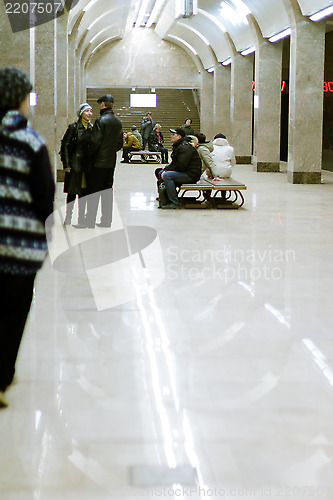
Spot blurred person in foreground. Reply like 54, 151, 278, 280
0, 67, 55, 409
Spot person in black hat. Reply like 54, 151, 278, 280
0, 67, 55, 408
154, 128, 201, 209
76, 94, 123, 228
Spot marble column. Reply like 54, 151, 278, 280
0, 4, 30, 74
68, 34, 77, 122
200, 70, 215, 140
33, 17, 57, 173
283, 0, 325, 184
213, 64, 231, 139
229, 37, 253, 164
56, 13, 69, 174
248, 14, 282, 173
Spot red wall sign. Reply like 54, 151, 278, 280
252, 81, 333, 93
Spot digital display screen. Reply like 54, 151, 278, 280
130, 94, 157, 108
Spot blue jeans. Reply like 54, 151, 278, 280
157, 170, 194, 205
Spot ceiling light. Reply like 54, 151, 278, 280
135, 0, 150, 27
146, 0, 166, 27
241, 46, 255, 56
222, 57, 232, 66
207, 66, 214, 73
268, 27, 291, 43
310, 5, 333, 21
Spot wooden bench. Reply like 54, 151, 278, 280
128, 150, 162, 163
178, 177, 247, 209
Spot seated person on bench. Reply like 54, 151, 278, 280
210, 133, 236, 179
155, 128, 201, 209
121, 131, 141, 163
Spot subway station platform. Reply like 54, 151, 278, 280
1, 158, 333, 499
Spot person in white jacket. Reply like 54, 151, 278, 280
210, 133, 236, 178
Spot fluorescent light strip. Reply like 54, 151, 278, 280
146, 0, 166, 28
241, 45, 255, 56
268, 27, 291, 43
135, 0, 150, 27
207, 66, 214, 73
178, 22, 210, 45
168, 35, 197, 55
310, 5, 333, 21
222, 57, 232, 66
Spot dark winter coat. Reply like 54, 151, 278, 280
90, 108, 123, 168
164, 138, 201, 182
0, 111, 54, 275
60, 120, 93, 194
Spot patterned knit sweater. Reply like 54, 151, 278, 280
0, 111, 54, 275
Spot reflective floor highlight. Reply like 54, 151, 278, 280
1, 160, 333, 500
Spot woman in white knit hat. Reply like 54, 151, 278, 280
60, 103, 93, 226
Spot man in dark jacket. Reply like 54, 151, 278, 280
140, 112, 155, 151
80, 94, 123, 228
155, 128, 201, 209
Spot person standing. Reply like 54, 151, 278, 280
0, 67, 55, 408
141, 112, 155, 150
60, 103, 93, 226
78, 94, 123, 229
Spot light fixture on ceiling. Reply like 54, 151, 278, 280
207, 66, 214, 73
241, 45, 255, 56
146, 0, 166, 28
268, 27, 291, 43
221, 57, 232, 66
135, 0, 151, 27
309, 5, 333, 21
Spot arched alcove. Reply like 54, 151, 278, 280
85, 29, 201, 87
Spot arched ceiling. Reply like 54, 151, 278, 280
68, 0, 333, 70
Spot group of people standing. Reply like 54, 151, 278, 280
61, 94, 123, 228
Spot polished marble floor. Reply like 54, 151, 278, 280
1, 159, 333, 500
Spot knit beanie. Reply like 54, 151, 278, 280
77, 103, 92, 118
0, 66, 32, 111
214, 133, 226, 140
